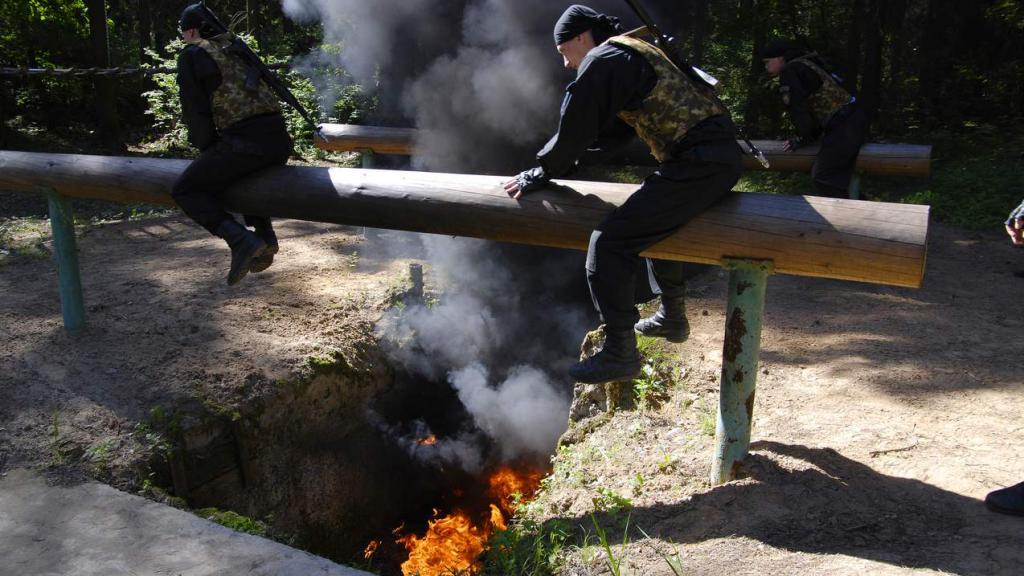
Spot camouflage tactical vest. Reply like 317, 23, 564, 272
196, 33, 281, 131
605, 34, 727, 162
785, 55, 851, 128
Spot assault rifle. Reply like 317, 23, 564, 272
621, 0, 770, 168
196, 1, 321, 135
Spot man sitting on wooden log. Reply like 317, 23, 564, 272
172, 3, 293, 285
504, 4, 743, 384
762, 39, 868, 198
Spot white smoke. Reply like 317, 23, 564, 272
375, 234, 588, 470
280, 0, 641, 171
449, 363, 570, 461
281, 1, 650, 469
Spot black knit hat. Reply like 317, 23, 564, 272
761, 39, 793, 58
553, 5, 622, 45
179, 3, 220, 38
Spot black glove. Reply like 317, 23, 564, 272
514, 167, 550, 195
1007, 199, 1024, 227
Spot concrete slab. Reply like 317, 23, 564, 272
0, 469, 373, 576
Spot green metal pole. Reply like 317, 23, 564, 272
710, 259, 773, 485
358, 148, 378, 239
358, 147, 375, 169
44, 188, 86, 333
849, 173, 862, 200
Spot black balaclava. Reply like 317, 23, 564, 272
553, 5, 623, 46
179, 3, 220, 39
761, 39, 792, 58
762, 38, 805, 61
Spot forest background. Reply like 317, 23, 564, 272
0, 0, 1022, 228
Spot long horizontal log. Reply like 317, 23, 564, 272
0, 151, 929, 288
315, 123, 932, 177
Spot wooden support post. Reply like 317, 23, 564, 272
849, 173, 862, 200
43, 188, 86, 333
711, 258, 773, 485
358, 147, 375, 169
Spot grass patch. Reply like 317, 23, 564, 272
195, 508, 268, 537
633, 335, 679, 410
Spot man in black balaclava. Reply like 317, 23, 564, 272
504, 4, 743, 384
172, 3, 294, 285
762, 39, 868, 198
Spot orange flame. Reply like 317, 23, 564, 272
398, 510, 485, 576
489, 464, 544, 515
417, 434, 438, 446
393, 464, 546, 576
363, 539, 380, 561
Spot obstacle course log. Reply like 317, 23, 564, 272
314, 124, 932, 177
0, 151, 929, 288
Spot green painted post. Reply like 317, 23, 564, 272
358, 148, 376, 169
710, 259, 773, 485
44, 188, 86, 332
849, 173, 862, 200
357, 148, 378, 239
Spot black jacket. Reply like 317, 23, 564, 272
537, 42, 736, 178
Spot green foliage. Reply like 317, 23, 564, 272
872, 126, 1024, 229
481, 518, 571, 576
632, 336, 678, 410
0, 0, 89, 66
592, 487, 633, 516
700, 405, 717, 437
590, 511, 631, 576
195, 508, 268, 537
142, 39, 189, 151
84, 439, 116, 466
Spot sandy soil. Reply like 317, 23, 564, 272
1, 209, 1022, 575
535, 222, 1024, 575
0, 216, 414, 487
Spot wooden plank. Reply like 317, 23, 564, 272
314, 123, 932, 177
0, 151, 929, 288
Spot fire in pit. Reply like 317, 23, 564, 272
391, 463, 545, 575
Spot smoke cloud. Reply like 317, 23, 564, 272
375, 234, 590, 471
280, 0, 643, 171
278, 1, 679, 471
449, 363, 571, 461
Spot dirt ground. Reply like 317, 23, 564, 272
1, 207, 1022, 575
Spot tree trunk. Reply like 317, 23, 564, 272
691, 0, 709, 66
919, 0, 951, 126
0, 82, 8, 149
138, 0, 152, 63
844, 0, 864, 94
882, 0, 908, 133
86, 0, 122, 149
743, 0, 767, 132
860, 0, 884, 124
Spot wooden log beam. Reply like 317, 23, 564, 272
315, 123, 932, 177
0, 151, 929, 288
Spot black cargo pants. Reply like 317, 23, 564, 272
172, 115, 293, 235
586, 139, 743, 332
812, 104, 868, 197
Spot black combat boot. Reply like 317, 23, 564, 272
986, 481, 1024, 516
247, 218, 279, 273
634, 295, 690, 343
215, 219, 267, 286
569, 328, 642, 384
